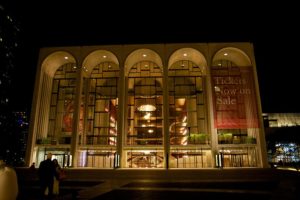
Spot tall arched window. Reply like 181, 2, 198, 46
168, 60, 209, 168
127, 61, 163, 146
169, 60, 207, 144
84, 62, 119, 146
211, 47, 259, 167
47, 63, 77, 145
77, 61, 119, 168
126, 61, 164, 168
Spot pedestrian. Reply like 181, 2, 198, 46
29, 162, 36, 170
38, 153, 56, 199
0, 159, 18, 200
53, 159, 62, 196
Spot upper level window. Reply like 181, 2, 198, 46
48, 63, 77, 144
84, 61, 119, 146
168, 60, 208, 146
126, 61, 163, 146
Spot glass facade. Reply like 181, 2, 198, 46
168, 60, 211, 168
47, 63, 77, 145
76, 61, 119, 167
27, 43, 268, 169
125, 61, 164, 168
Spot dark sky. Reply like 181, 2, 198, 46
4, 1, 300, 113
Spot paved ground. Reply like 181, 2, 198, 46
15, 168, 300, 200
89, 180, 275, 200
16, 179, 103, 200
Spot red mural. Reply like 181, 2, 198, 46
62, 100, 84, 132
211, 66, 259, 129
63, 101, 74, 132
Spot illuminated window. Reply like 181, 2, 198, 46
127, 61, 163, 146
168, 60, 208, 146
84, 62, 119, 146
47, 63, 77, 144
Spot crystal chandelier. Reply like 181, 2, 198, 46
137, 104, 156, 112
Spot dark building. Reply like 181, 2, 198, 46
263, 113, 300, 168
0, 4, 23, 165
13, 111, 29, 164
0, 4, 19, 109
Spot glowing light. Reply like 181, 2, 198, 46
214, 86, 220, 92
138, 104, 156, 112
143, 112, 151, 119
142, 150, 151, 154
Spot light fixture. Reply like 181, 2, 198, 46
143, 112, 151, 119
137, 104, 156, 112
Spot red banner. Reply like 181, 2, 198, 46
211, 66, 259, 129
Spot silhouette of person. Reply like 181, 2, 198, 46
29, 162, 36, 170
38, 153, 56, 199
0, 159, 18, 200
52, 159, 62, 196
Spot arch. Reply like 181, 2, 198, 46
168, 48, 207, 75
125, 48, 163, 76
82, 50, 119, 76
212, 47, 252, 66
41, 51, 77, 77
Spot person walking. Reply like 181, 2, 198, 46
29, 162, 36, 170
0, 159, 18, 200
52, 159, 62, 197
38, 153, 56, 199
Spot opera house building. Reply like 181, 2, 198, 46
26, 43, 268, 169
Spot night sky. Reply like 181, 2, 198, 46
4, 1, 300, 113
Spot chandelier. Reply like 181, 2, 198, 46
137, 104, 156, 112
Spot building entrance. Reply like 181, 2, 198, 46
126, 151, 164, 168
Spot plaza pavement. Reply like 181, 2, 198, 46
16, 168, 300, 200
